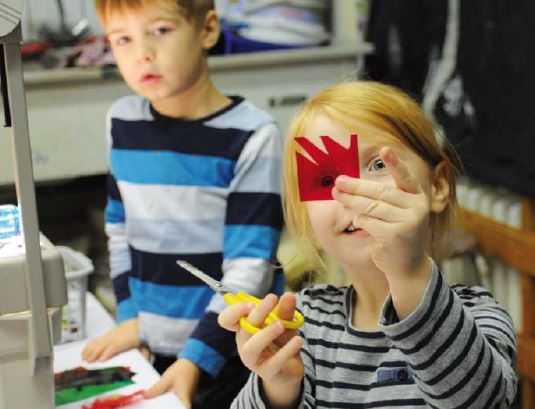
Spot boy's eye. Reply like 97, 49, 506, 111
153, 26, 172, 36
368, 157, 387, 173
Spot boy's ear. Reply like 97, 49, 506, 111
430, 161, 450, 214
201, 10, 220, 50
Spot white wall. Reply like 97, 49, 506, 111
21, 0, 233, 39
22, 0, 104, 40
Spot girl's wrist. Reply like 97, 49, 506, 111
261, 378, 302, 409
387, 257, 432, 320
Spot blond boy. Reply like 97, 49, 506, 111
82, 1, 284, 407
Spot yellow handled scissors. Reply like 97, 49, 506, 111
176, 260, 304, 334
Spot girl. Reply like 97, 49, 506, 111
218, 82, 518, 408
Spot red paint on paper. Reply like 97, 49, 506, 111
82, 390, 145, 409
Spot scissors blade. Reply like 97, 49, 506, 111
176, 260, 234, 296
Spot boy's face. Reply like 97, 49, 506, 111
105, 6, 217, 103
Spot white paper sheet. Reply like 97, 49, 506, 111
54, 294, 184, 409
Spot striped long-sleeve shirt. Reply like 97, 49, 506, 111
233, 262, 518, 408
104, 95, 284, 376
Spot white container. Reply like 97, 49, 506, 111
57, 246, 94, 342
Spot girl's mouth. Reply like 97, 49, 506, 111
343, 224, 369, 237
344, 225, 357, 233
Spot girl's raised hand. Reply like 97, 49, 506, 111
218, 292, 304, 407
332, 147, 431, 282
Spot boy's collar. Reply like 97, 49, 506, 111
149, 95, 243, 123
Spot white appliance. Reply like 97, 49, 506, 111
0, 2, 67, 408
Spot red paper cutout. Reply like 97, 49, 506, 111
295, 134, 359, 201
82, 390, 145, 409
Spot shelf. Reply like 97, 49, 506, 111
22, 43, 373, 87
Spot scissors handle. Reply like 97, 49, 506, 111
223, 291, 304, 335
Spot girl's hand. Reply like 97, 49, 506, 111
218, 292, 304, 408
333, 148, 432, 316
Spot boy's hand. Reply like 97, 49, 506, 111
145, 358, 201, 409
218, 292, 304, 408
139, 344, 151, 360
82, 318, 141, 362
333, 147, 432, 317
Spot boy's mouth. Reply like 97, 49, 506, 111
140, 73, 163, 84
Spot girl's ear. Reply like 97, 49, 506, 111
201, 10, 220, 50
430, 161, 450, 214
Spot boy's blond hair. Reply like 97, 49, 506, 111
95, 0, 214, 27
283, 81, 459, 276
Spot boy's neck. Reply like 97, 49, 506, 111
151, 71, 231, 120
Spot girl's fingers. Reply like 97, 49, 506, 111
235, 294, 279, 345
356, 213, 394, 241
334, 176, 409, 208
257, 335, 303, 379
380, 148, 422, 194
333, 191, 405, 222
240, 321, 285, 367
218, 302, 255, 332
360, 199, 405, 222
245, 293, 279, 328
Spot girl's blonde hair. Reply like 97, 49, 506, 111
94, 0, 214, 27
283, 81, 459, 276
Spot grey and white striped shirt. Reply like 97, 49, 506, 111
232, 262, 518, 408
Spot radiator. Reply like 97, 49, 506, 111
442, 178, 523, 332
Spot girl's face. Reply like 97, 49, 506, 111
303, 113, 437, 268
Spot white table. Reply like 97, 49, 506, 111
53, 293, 185, 409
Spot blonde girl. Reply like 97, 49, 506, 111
218, 81, 517, 408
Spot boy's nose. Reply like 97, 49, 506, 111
138, 43, 155, 62
139, 50, 154, 62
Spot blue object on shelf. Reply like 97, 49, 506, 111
219, 25, 310, 54
0, 204, 20, 240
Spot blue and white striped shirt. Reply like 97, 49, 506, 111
104, 95, 284, 376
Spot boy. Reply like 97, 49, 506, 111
82, 1, 284, 408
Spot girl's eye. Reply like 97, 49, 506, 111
115, 36, 130, 46
368, 157, 387, 173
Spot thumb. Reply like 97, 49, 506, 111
145, 375, 172, 399
277, 292, 297, 321
381, 147, 420, 194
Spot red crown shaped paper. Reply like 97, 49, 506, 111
295, 134, 359, 201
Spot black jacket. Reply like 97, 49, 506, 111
365, 0, 535, 198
